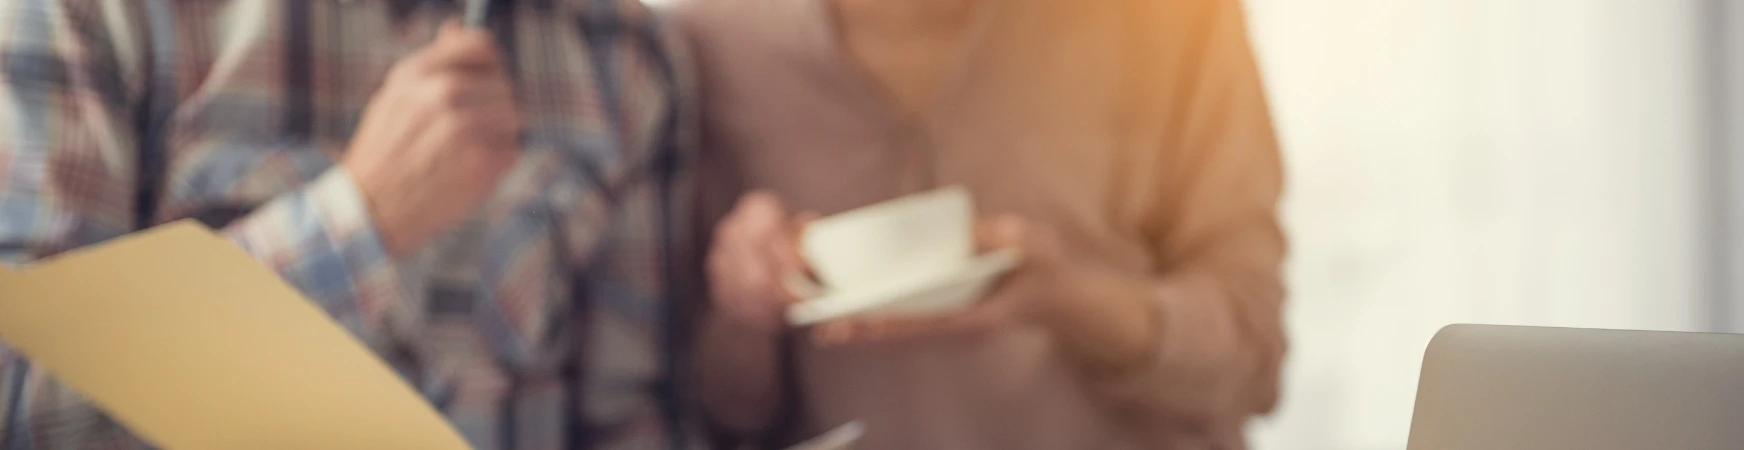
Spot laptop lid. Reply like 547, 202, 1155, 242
1407, 324, 1744, 450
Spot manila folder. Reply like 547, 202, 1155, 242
0, 221, 469, 450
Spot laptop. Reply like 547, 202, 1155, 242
1407, 324, 1744, 450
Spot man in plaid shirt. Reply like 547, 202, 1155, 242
0, 0, 700, 449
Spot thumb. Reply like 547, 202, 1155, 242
792, 211, 822, 229
428, 21, 501, 69
975, 215, 1026, 251
440, 19, 467, 35
788, 210, 821, 251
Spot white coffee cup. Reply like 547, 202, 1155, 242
799, 186, 974, 292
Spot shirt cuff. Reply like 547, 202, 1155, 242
224, 167, 417, 349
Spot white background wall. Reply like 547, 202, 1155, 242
1243, 1, 1716, 449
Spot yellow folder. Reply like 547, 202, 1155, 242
0, 221, 470, 450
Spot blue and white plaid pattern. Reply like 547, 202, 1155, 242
0, 0, 698, 449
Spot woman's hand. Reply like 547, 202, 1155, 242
707, 192, 817, 337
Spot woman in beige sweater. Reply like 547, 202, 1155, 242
672, 0, 1287, 448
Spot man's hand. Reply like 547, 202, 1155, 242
707, 192, 815, 337
343, 21, 520, 257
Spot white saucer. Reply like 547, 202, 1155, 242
784, 421, 865, 450
786, 249, 1023, 326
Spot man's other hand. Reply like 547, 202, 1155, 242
343, 21, 520, 257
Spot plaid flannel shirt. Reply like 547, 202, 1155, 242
0, 0, 700, 449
